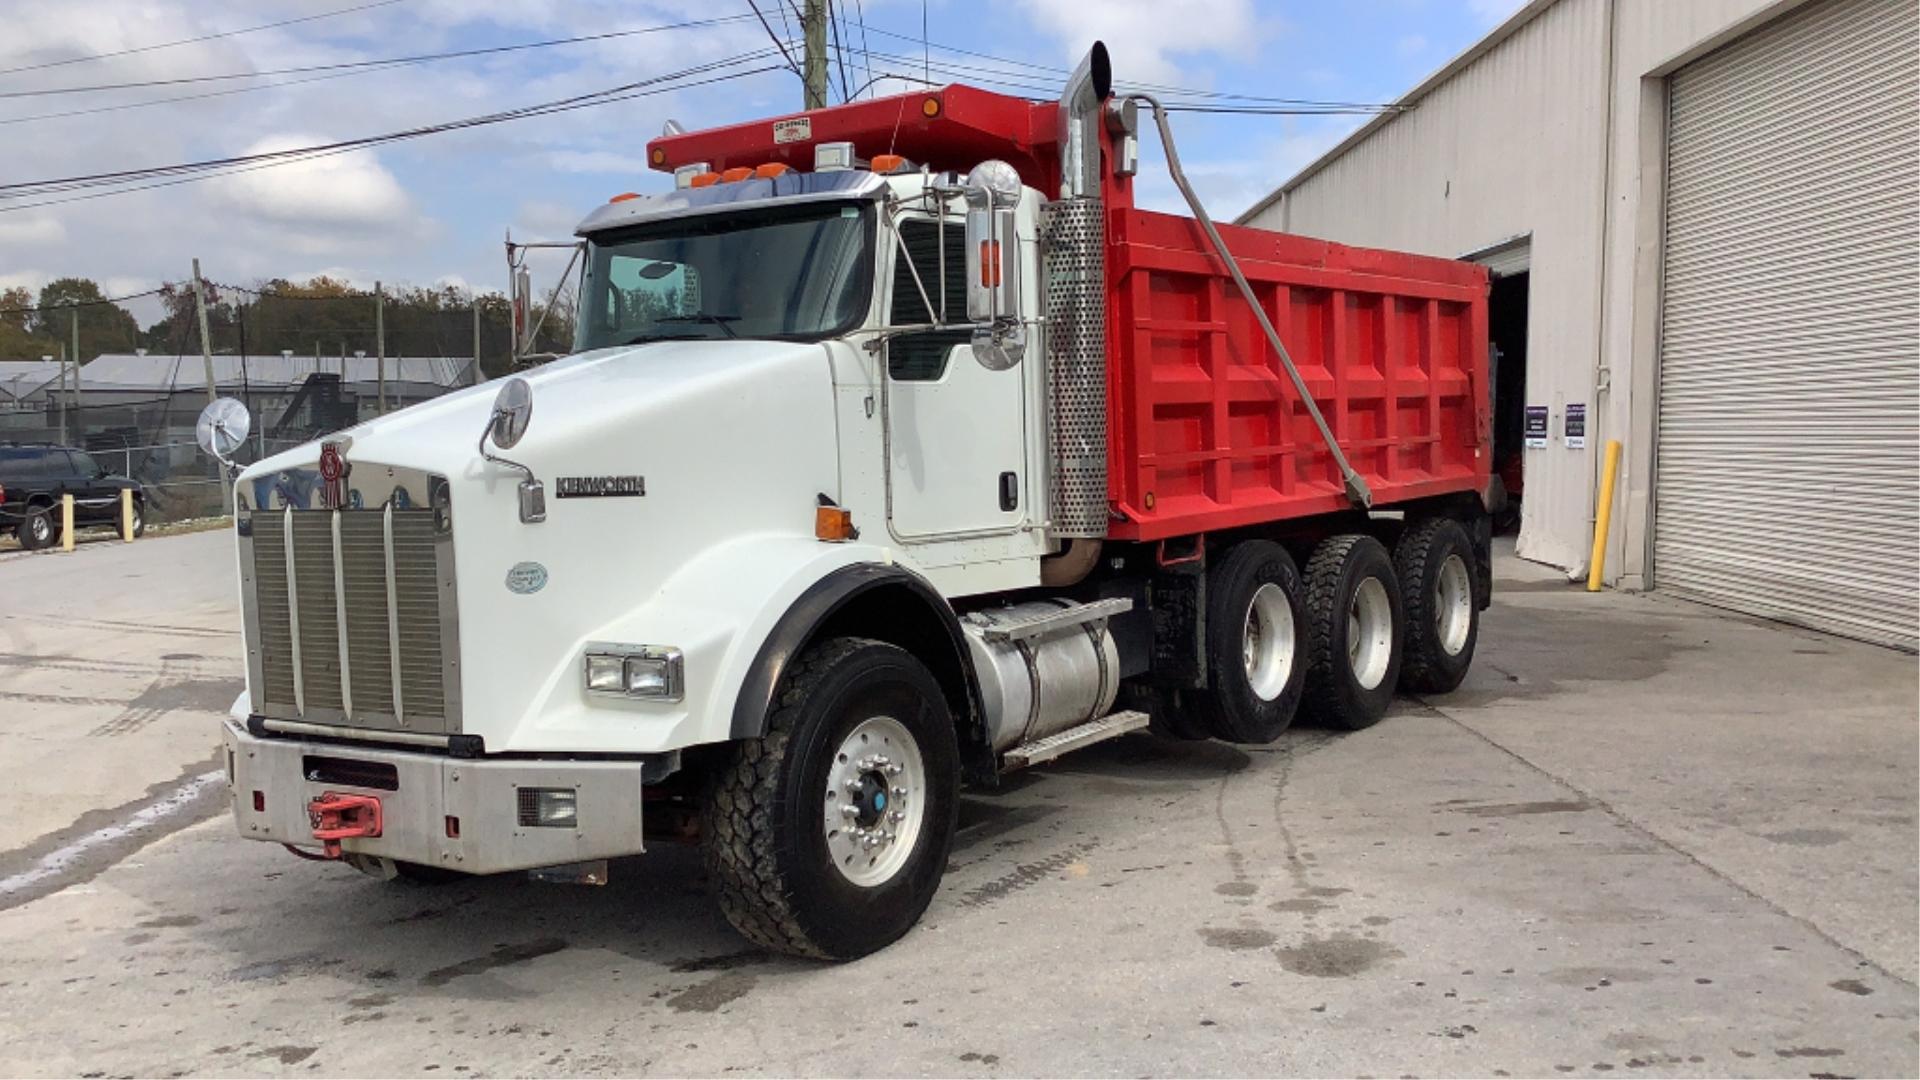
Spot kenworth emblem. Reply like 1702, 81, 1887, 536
317, 441, 350, 509
556, 475, 646, 499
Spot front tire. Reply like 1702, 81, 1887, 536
1191, 540, 1307, 743
1394, 518, 1479, 693
1301, 535, 1404, 731
703, 637, 959, 960
18, 506, 55, 551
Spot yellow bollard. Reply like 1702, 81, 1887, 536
1586, 439, 1623, 592
60, 493, 74, 553
121, 488, 135, 542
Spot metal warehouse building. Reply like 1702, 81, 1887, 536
1241, 0, 1917, 649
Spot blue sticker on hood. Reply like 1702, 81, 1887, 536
505, 561, 548, 595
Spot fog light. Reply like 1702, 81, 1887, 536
583, 645, 683, 702
517, 788, 577, 828
585, 654, 625, 693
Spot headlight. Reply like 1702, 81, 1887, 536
488, 376, 533, 450
583, 645, 684, 702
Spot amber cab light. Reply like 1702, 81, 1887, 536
608, 192, 641, 203
815, 506, 856, 542
921, 96, 941, 117
871, 153, 907, 174
753, 162, 792, 178
720, 166, 754, 182
689, 172, 722, 188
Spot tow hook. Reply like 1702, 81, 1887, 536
307, 792, 383, 859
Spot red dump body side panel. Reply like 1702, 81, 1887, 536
1106, 211, 1489, 542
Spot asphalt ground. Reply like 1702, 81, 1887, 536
0, 533, 1913, 1077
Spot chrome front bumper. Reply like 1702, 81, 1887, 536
222, 721, 647, 875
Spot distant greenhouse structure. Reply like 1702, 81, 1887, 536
0, 351, 477, 522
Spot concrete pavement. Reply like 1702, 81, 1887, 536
0, 537, 1912, 1077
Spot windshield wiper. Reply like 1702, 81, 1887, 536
651, 313, 742, 340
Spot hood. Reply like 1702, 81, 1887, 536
240, 339, 832, 484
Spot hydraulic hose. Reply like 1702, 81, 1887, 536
1128, 93, 1372, 508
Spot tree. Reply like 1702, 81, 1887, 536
27, 278, 140, 361
1, 285, 60, 360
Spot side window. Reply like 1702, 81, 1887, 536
69, 451, 101, 478
888, 218, 969, 381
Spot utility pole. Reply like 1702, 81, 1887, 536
69, 307, 82, 441
471, 300, 482, 385
375, 280, 387, 415
802, 0, 828, 109
190, 259, 229, 512
55, 344, 68, 445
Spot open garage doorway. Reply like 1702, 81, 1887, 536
1465, 236, 1531, 536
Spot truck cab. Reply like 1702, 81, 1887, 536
210, 45, 1492, 960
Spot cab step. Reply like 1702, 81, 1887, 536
1001, 710, 1150, 770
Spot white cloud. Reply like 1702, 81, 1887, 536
546, 150, 658, 174
0, 215, 67, 247
212, 136, 412, 230
1014, 0, 1272, 85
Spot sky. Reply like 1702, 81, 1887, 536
0, 0, 1528, 330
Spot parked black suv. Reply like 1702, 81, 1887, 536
0, 444, 146, 550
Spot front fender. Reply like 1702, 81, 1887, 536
500, 535, 914, 754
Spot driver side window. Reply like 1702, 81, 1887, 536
888, 218, 968, 381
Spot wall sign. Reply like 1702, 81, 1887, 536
1565, 403, 1587, 449
1524, 405, 1549, 450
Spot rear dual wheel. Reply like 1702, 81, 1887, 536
1187, 541, 1308, 744
1394, 518, 1480, 694
1301, 534, 1404, 731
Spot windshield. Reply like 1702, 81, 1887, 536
576, 202, 874, 351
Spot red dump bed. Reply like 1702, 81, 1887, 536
648, 85, 1490, 543
1106, 212, 1488, 542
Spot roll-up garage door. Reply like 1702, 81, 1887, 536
1656, 0, 1919, 649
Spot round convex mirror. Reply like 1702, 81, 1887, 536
196, 397, 252, 460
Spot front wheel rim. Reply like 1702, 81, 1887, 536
1435, 554, 1473, 656
1242, 582, 1296, 701
823, 715, 927, 888
1347, 576, 1394, 690
30, 517, 49, 543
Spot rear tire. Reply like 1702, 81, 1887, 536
702, 637, 959, 960
1394, 518, 1479, 694
129, 498, 147, 539
18, 506, 55, 551
1301, 535, 1403, 731
1191, 540, 1306, 743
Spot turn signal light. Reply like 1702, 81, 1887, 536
979, 240, 1002, 287
720, 166, 754, 182
816, 505, 857, 542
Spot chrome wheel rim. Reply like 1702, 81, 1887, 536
1242, 582, 1296, 702
823, 715, 926, 888
1347, 576, 1394, 691
29, 516, 49, 544
1435, 554, 1472, 656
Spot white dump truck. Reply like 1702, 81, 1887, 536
203, 46, 1492, 959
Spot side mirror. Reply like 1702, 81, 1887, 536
195, 397, 252, 469
962, 160, 1026, 371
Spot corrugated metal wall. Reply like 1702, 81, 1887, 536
1248, 0, 1787, 583
1654, 0, 1919, 648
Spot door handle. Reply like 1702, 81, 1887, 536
998, 471, 1018, 512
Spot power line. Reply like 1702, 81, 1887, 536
0, 13, 759, 99
744, 0, 802, 74
0, 66, 396, 127
0, 0, 407, 78
0, 56, 785, 212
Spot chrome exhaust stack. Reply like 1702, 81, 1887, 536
1040, 42, 1113, 544
1057, 42, 1112, 200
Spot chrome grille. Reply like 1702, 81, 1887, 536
246, 504, 458, 733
